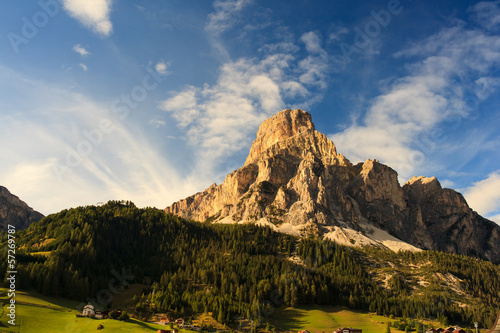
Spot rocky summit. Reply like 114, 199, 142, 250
166, 109, 500, 263
0, 186, 44, 231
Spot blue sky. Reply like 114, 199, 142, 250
1, 0, 500, 224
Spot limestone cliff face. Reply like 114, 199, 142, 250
166, 109, 500, 263
0, 186, 44, 230
401, 176, 500, 261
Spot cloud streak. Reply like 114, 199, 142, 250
205, 0, 251, 36
0, 65, 185, 214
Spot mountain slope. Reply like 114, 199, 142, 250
0, 185, 44, 230
4, 201, 500, 328
165, 109, 500, 263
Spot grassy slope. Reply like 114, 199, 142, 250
0, 290, 489, 333
270, 305, 467, 333
271, 306, 395, 333
0, 289, 168, 333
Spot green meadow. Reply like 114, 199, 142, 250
0, 289, 485, 333
0, 289, 169, 333
270, 306, 395, 333
268, 305, 466, 333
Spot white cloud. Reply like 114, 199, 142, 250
149, 119, 166, 128
330, 22, 500, 181
155, 61, 170, 75
440, 179, 455, 189
298, 32, 329, 89
62, 0, 113, 36
78, 63, 88, 71
301, 31, 323, 54
464, 171, 500, 219
73, 44, 90, 56
160, 58, 284, 175
470, 1, 500, 31
205, 0, 251, 35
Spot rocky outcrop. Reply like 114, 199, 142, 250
0, 186, 44, 230
401, 176, 500, 260
166, 109, 500, 263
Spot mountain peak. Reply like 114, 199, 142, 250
245, 109, 319, 165
166, 109, 500, 263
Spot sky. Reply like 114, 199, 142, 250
0, 0, 499, 224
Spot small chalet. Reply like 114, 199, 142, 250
175, 318, 184, 325
335, 328, 362, 333
160, 317, 170, 324
82, 303, 95, 317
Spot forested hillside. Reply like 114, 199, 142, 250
1, 201, 499, 327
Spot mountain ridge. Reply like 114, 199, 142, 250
0, 185, 44, 230
165, 109, 500, 263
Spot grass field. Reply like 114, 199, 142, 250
0, 289, 170, 332
0, 289, 487, 333
270, 306, 396, 333
269, 305, 464, 333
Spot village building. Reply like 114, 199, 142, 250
82, 303, 95, 317
175, 318, 184, 325
335, 327, 362, 333
426, 327, 465, 333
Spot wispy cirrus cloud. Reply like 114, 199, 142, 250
331, 16, 500, 182
62, 0, 113, 36
0, 65, 184, 214
469, 0, 500, 31
205, 0, 251, 36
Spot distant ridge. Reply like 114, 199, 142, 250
0, 186, 44, 230
166, 109, 500, 263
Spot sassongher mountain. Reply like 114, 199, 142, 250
166, 109, 500, 263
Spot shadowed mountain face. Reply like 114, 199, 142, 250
165, 109, 500, 263
0, 186, 44, 231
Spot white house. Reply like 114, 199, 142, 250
82, 303, 95, 317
